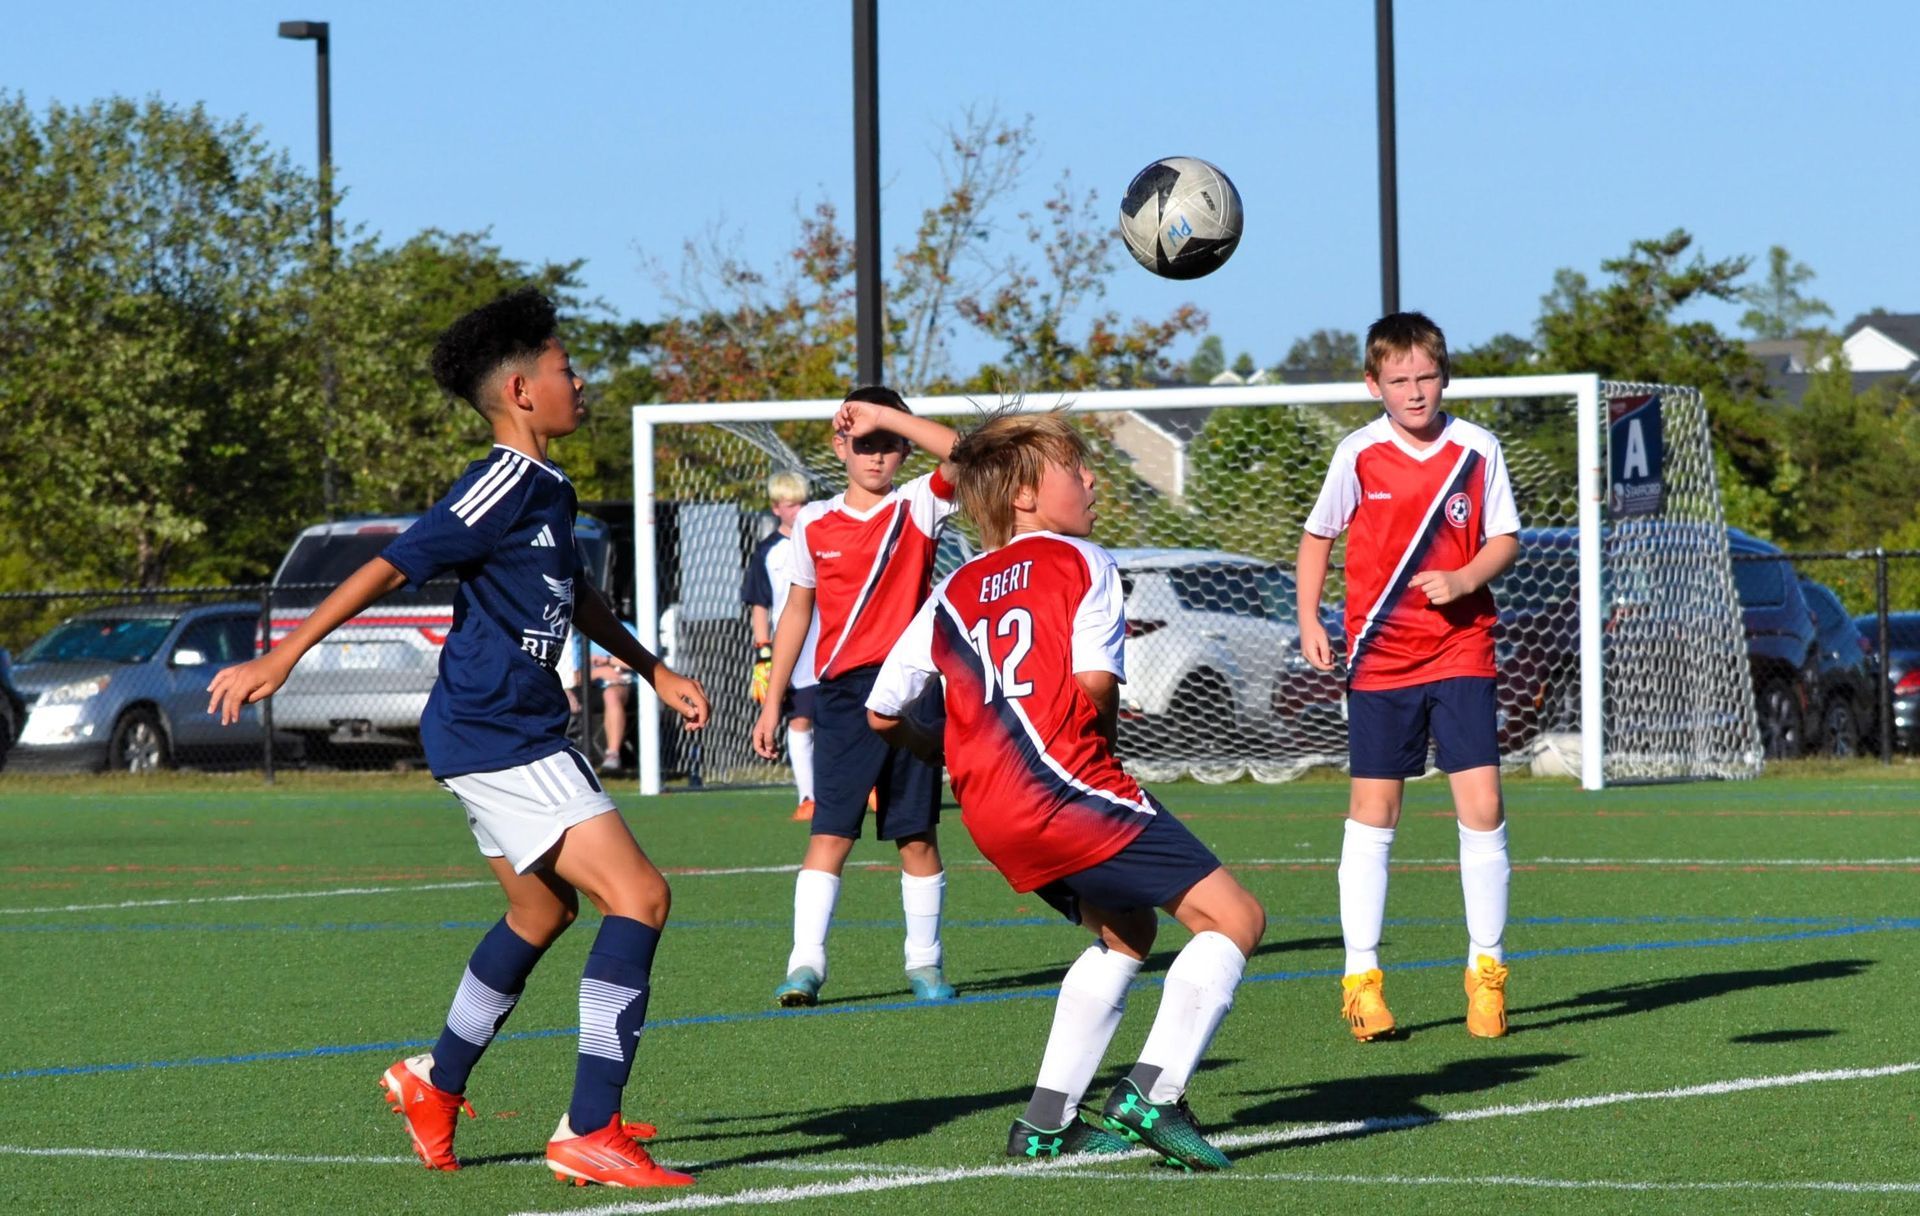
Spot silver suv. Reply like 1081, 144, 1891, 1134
268, 514, 610, 758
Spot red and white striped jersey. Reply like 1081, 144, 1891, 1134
868, 532, 1156, 893
1304, 414, 1520, 691
790, 470, 957, 681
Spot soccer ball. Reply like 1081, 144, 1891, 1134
1117, 157, 1244, 280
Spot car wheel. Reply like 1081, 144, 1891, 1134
1171, 671, 1236, 754
109, 708, 171, 773
1758, 682, 1804, 760
1818, 700, 1859, 758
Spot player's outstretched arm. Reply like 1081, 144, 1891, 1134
833, 399, 958, 470
1407, 532, 1521, 606
1296, 531, 1338, 672
207, 556, 408, 725
575, 584, 708, 730
751, 584, 815, 759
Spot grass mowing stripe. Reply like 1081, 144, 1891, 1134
1075, 1169, 1920, 1195
513, 1061, 1920, 1215
12, 919, 1916, 1083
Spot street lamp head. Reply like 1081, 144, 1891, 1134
277, 20, 328, 40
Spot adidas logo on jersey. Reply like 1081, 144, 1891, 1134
1366, 491, 1393, 500
532, 525, 555, 547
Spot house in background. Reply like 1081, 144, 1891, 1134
1749, 312, 1920, 405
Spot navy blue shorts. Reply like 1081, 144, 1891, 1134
811, 665, 942, 841
783, 683, 818, 721
1034, 804, 1221, 925
1347, 675, 1500, 779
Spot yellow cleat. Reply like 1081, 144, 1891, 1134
1465, 954, 1510, 1038
1340, 969, 1395, 1042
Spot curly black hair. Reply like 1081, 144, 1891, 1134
429, 287, 559, 408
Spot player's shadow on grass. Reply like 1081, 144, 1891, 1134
1491, 957, 1871, 1036
916, 934, 1345, 1000
1229, 1052, 1578, 1156
682, 1080, 1035, 1169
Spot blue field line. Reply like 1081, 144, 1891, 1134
5, 917, 1916, 1084
0, 912, 1873, 937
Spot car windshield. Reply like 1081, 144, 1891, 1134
23, 617, 175, 664
275, 532, 450, 609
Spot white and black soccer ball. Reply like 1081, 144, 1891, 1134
1117, 156, 1244, 280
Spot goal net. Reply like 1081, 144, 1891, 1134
628, 376, 1761, 794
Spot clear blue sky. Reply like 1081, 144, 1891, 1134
7, 1, 1915, 378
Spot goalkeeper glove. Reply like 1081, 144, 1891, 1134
751, 643, 773, 704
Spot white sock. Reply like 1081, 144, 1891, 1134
1031, 943, 1142, 1120
789, 726, 815, 802
787, 868, 840, 979
901, 870, 945, 971
1339, 819, 1396, 974
1459, 822, 1510, 966
1134, 931, 1246, 1104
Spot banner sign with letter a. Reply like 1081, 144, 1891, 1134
1607, 393, 1665, 518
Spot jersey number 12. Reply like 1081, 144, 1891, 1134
967, 608, 1033, 703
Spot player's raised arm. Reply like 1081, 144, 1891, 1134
834, 397, 958, 474
206, 556, 408, 724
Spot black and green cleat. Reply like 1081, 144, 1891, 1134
1098, 1078, 1231, 1172
1004, 1114, 1132, 1160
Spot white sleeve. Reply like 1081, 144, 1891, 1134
1303, 442, 1360, 539
788, 511, 817, 589
1070, 550, 1127, 679
867, 595, 939, 717
1481, 439, 1521, 538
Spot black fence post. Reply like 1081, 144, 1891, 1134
259, 584, 276, 785
1876, 548, 1892, 766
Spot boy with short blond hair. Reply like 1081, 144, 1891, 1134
867, 407, 1266, 1171
743, 469, 819, 819
1297, 311, 1521, 1042
750, 387, 961, 1006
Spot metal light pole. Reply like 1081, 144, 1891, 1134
279, 19, 338, 519
852, 0, 882, 386
1375, 0, 1400, 317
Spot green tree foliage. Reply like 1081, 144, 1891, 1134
1184, 335, 1226, 383
1276, 329, 1362, 381
1739, 244, 1834, 340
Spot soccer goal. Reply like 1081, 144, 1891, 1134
628, 376, 1761, 795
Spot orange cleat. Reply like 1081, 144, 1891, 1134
546, 1113, 695, 1188
380, 1055, 475, 1171
791, 798, 815, 822
1340, 969, 1396, 1042
1465, 954, 1510, 1038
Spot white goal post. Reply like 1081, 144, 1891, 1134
628, 375, 1761, 795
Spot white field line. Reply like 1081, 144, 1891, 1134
10, 851, 1913, 919
513, 1061, 1920, 1216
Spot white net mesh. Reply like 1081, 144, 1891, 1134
632, 379, 1760, 791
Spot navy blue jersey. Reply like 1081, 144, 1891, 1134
381, 445, 584, 779
741, 531, 780, 610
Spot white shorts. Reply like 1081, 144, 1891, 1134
441, 748, 617, 874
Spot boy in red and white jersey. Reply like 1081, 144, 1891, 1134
1296, 312, 1521, 1042
868, 409, 1265, 1172
751, 387, 962, 1008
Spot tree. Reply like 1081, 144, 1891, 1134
1185, 335, 1226, 383
1275, 329, 1362, 381
1739, 245, 1833, 340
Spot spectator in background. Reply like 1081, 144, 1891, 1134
742, 471, 820, 821
591, 618, 643, 772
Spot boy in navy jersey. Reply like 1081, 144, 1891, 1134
866, 409, 1266, 1171
749, 388, 960, 1007
742, 471, 819, 820
1297, 312, 1521, 1043
208, 289, 709, 1189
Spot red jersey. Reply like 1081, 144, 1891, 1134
1303, 414, 1520, 691
790, 470, 957, 681
867, 532, 1156, 892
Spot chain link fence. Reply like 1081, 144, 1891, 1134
2, 545, 1914, 780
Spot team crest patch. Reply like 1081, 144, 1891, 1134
1445, 492, 1471, 528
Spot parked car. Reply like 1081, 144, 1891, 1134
10, 603, 276, 772
0, 647, 25, 769
1797, 578, 1879, 756
1853, 611, 1920, 753
267, 514, 612, 763
1727, 529, 1819, 759
1108, 549, 1303, 754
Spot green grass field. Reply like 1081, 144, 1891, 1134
2, 767, 1916, 1215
